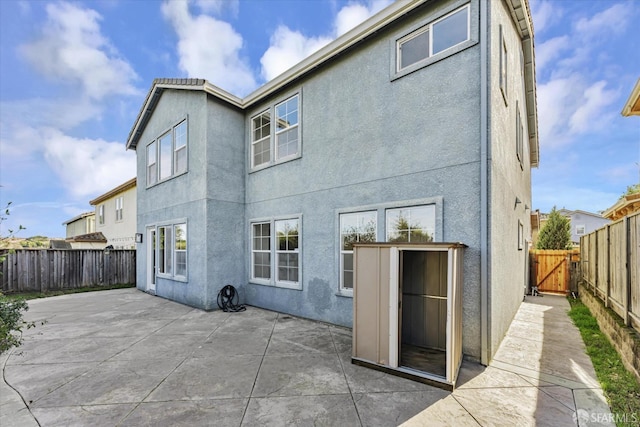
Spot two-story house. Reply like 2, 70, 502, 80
126, 0, 538, 365
89, 178, 137, 249
557, 209, 610, 245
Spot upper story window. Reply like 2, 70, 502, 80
516, 102, 524, 169
98, 205, 105, 225
251, 93, 300, 169
576, 225, 586, 236
499, 25, 508, 105
115, 196, 123, 222
397, 4, 470, 72
147, 118, 188, 187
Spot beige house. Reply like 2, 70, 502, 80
621, 78, 640, 117
603, 193, 640, 221
90, 178, 137, 249
62, 211, 95, 239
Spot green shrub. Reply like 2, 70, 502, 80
0, 293, 36, 354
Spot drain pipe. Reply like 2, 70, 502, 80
479, 0, 490, 366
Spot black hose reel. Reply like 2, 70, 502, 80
216, 285, 246, 312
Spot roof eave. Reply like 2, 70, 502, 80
621, 78, 640, 117
89, 178, 137, 206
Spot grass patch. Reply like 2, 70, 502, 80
2, 283, 135, 301
567, 297, 640, 425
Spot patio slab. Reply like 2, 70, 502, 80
1, 289, 615, 426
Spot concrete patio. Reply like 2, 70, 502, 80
1, 289, 613, 426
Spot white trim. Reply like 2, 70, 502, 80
389, 246, 399, 368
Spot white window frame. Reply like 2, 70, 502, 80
98, 205, 105, 225
576, 225, 586, 236
395, 4, 471, 73
251, 110, 271, 168
249, 92, 301, 171
500, 24, 508, 105
339, 211, 377, 293
155, 220, 188, 282
249, 215, 302, 290
115, 196, 123, 222
146, 117, 188, 187
385, 205, 436, 243
251, 222, 271, 282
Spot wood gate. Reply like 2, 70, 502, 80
530, 249, 580, 294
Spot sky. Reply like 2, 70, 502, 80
0, 0, 638, 238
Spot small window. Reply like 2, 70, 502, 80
174, 121, 187, 175
115, 196, 123, 222
386, 205, 435, 243
500, 25, 508, 105
147, 141, 157, 186
518, 220, 524, 250
516, 102, 523, 169
98, 205, 105, 225
397, 4, 470, 71
276, 95, 300, 160
276, 219, 299, 284
340, 211, 377, 291
576, 225, 586, 236
252, 111, 271, 167
174, 224, 187, 277
252, 222, 271, 280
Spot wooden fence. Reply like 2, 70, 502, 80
580, 212, 639, 332
530, 249, 580, 294
1, 249, 136, 293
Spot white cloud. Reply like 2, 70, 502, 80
535, 35, 569, 73
260, 0, 393, 82
530, 0, 560, 34
162, 0, 257, 96
0, 97, 102, 132
260, 27, 332, 81
575, 3, 632, 38
568, 80, 617, 135
19, 2, 138, 100
195, 0, 239, 16
40, 127, 136, 198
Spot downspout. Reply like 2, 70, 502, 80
479, 0, 490, 365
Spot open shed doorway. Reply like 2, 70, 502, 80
399, 250, 448, 378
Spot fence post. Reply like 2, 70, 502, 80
624, 216, 631, 326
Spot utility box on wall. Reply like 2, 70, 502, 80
352, 242, 466, 391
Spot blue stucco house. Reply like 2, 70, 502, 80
126, 0, 539, 364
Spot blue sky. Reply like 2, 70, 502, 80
0, 0, 638, 238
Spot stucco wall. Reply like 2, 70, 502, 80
487, 0, 534, 358
244, 0, 483, 358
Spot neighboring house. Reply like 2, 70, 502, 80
621, 78, 640, 117
126, 0, 539, 365
89, 178, 137, 249
603, 193, 640, 221
557, 209, 610, 245
62, 212, 95, 239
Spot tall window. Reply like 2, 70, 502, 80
340, 211, 376, 290
147, 141, 157, 186
397, 4, 470, 71
147, 119, 188, 186
276, 219, 299, 283
252, 222, 271, 280
98, 205, 105, 225
516, 102, 524, 168
500, 25, 508, 104
250, 94, 300, 169
174, 121, 187, 175
158, 225, 172, 275
115, 197, 123, 222
275, 95, 299, 160
174, 224, 187, 278
386, 205, 435, 243
250, 217, 301, 288
252, 111, 271, 167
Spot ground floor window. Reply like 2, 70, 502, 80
339, 211, 376, 290
156, 220, 187, 280
250, 216, 301, 289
